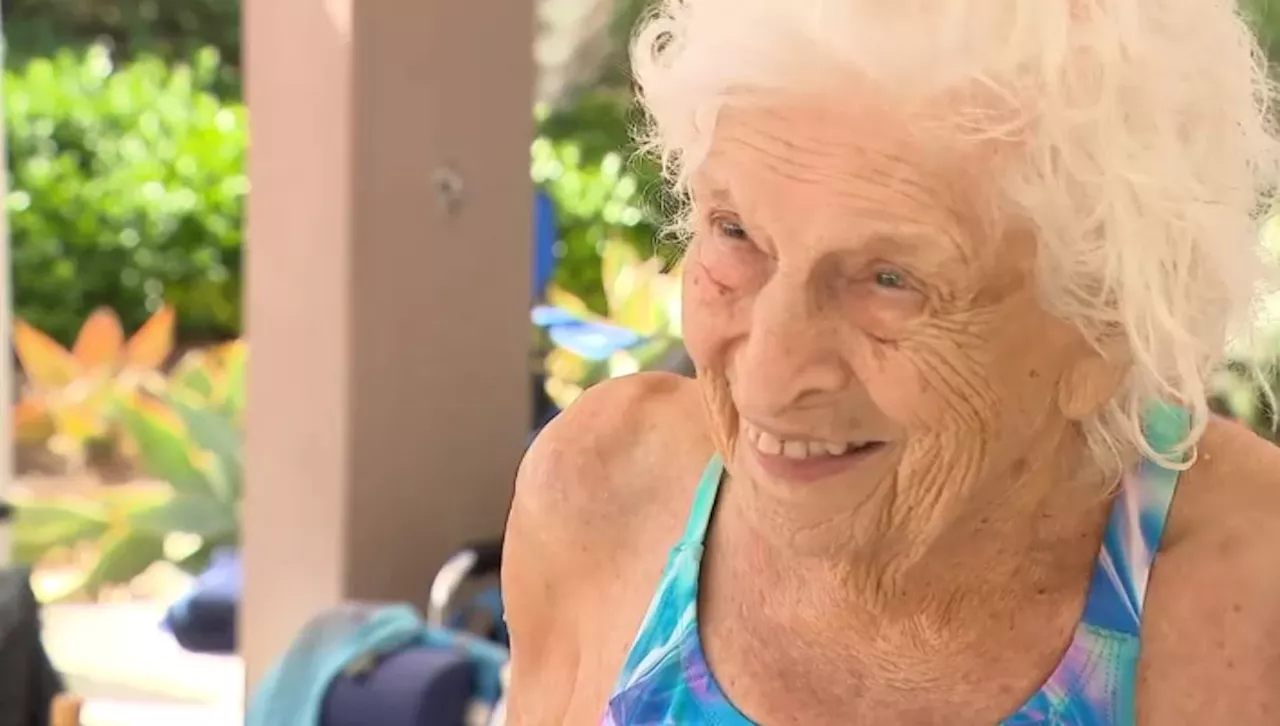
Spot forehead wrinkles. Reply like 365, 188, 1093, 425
702, 104, 990, 270
712, 129, 955, 233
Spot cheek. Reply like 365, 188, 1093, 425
681, 246, 749, 357
851, 332, 1000, 432
682, 260, 744, 452
849, 343, 932, 428
684, 250, 737, 305
846, 286, 927, 342
858, 298, 1076, 435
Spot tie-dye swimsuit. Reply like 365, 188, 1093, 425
603, 406, 1187, 725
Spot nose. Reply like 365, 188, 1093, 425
731, 275, 853, 413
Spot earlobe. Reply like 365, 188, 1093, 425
1057, 351, 1126, 421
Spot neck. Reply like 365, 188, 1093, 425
719, 421, 1113, 652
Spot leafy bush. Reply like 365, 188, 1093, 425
6, 44, 246, 344
1242, 0, 1280, 72
534, 89, 672, 314
7, 43, 650, 343
3, 0, 242, 82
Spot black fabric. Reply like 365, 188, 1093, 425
0, 566, 64, 726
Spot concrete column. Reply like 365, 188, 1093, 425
242, 0, 533, 686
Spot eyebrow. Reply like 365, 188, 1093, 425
689, 167, 735, 203
704, 186, 734, 206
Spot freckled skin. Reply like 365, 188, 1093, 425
501, 94, 1280, 726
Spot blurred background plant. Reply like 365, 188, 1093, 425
12, 333, 245, 601
3, 0, 658, 347
12, 304, 173, 472
533, 91, 667, 315
6, 44, 245, 344
1211, 344, 1280, 440
1210, 211, 1280, 441
1, 0, 242, 91
535, 239, 683, 409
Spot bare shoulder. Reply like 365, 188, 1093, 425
1177, 415, 1280, 519
1139, 417, 1280, 724
510, 372, 712, 544
500, 373, 713, 725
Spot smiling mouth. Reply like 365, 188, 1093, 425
739, 421, 889, 484
741, 421, 885, 460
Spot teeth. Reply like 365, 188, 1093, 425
782, 440, 808, 459
742, 423, 862, 460
756, 429, 783, 456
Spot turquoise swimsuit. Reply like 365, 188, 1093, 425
603, 407, 1187, 725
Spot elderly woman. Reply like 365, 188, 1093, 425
504, 2, 1280, 724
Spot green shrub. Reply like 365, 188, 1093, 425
3, 0, 242, 79
534, 89, 670, 313
4, 45, 655, 343
6, 44, 246, 344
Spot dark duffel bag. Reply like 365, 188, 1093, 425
0, 553, 64, 726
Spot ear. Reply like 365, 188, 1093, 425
1057, 345, 1127, 421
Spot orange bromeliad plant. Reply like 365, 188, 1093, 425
12, 305, 176, 464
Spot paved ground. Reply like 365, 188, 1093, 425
42, 602, 243, 726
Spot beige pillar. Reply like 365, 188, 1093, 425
242, 0, 533, 687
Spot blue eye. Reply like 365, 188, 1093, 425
711, 211, 747, 243
874, 270, 908, 289
713, 216, 748, 240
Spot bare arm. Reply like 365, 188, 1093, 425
1139, 418, 1280, 724
501, 416, 586, 724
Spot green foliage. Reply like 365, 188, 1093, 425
11, 498, 111, 565
3, 0, 242, 88
3, 45, 657, 343
534, 89, 672, 314
1210, 208, 1280, 440
1, 29, 658, 342
596, 0, 655, 90
1213, 301, 1280, 441
6, 45, 247, 344
1211, 362, 1279, 441
1241, 0, 1280, 68
539, 239, 684, 408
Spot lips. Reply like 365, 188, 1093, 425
739, 421, 888, 484
741, 421, 881, 460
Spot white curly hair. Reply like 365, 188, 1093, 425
631, 0, 1280, 468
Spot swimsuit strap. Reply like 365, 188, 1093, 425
679, 453, 725, 546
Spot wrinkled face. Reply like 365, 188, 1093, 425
682, 97, 1112, 548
